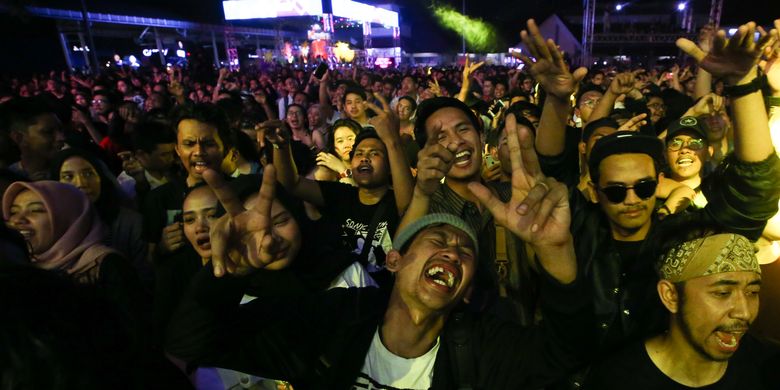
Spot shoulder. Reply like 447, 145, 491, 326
586, 340, 656, 388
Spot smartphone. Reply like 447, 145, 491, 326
484, 154, 498, 167
665, 72, 674, 80
314, 62, 329, 79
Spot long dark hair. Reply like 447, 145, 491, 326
50, 149, 123, 224
326, 118, 362, 157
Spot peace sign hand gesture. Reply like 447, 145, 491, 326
203, 166, 286, 277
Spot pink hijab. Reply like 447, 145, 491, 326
2, 181, 117, 278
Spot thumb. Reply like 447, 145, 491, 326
572, 67, 588, 83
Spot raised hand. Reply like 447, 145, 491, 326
516, 19, 587, 100
415, 135, 457, 196
365, 102, 400, 141
609, 71, 641, 96
468, 114, 571, 249
316, 151, 348, 174
618, 113, 648, 131
462, 57, 485, 83
760, 19, 780, 95
676, 21, 777, 84
685, 92, 725, 117
261, 120, 291, 146
204, 166, 285, 277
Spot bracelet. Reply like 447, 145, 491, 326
723, 74, 766, 98
766, 96, 780, 107
339, 168, 352, 179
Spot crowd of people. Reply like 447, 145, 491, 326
1, 17, 780, 390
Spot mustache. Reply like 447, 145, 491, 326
716, 322, 750, 333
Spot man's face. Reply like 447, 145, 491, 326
383, 82, 395, 98
593, 153, 657, 236
285, 77, 298, 93
307, 104, 323, 128
117, 80, 128, 94
92, 94, 112, 115
674, 271, 761, 361
577, 91, 603, 124
424, 107, 482, 181
592, 73, 604, 86
646, 96, 666, 125
75, 94, 88, 108
666, 131, 709, 181
494, 83, 507, 99
344, 93, 366, 120
351, 138, 390, 189
360, 74, 371, 88
401, 77, 416, 95
521, 78, 534, 93
175, 119, 225, 183
285, 106, 305, 130
580, 126, 618, 167
145, 93, 166, 112
497, 116, 532, 176
372, 80, 384, 95
482, 80, 494, 99
390, 225, 477, 312
139, 143, 176, 173
17, 113, 64, 160
293, 93, 308, 107
703, 113, 729, 142
182, 187, 218, 259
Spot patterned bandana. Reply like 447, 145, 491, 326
659, 233, 760, 282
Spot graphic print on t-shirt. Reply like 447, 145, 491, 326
343, 218, 392, 272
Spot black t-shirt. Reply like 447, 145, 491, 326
317, 181, 398, 273
585, 337, 780, 390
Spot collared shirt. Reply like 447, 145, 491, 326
117, 169, 169, 199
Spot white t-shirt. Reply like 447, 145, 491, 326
353, 328, 439, 389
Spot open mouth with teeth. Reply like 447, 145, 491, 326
675, 157, 696, 167
191, 161, 210, 174
195, 235, 211, 251
453, 150, 473, 168
354, 163, 374, 176
17, 229, 34, 241
714, 330, 744, 352
423, 262, 460, 292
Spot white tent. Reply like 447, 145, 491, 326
514, 14, 582, 62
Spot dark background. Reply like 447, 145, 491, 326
1, 0, 778, 74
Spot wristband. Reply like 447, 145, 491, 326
339, 168, 352, 179
766, 96, 780, 107
723, 74, 766, 98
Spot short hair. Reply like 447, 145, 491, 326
401, 74, 418, 85
133, 121, 176, 154
349, 128, 385, 160
5, 97, 57, 134
341, 87, 368, 105
576, 85, 603, 106
397, 95, 418, 112
172, 103, 233, 152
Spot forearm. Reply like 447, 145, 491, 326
396, 188, 431, 238
261, 102, 276, 120
457, 79, 470, 102
588, 90, 618, 123
83, 121, 105, 144
536, 96, 572, 156
533, 239, 577, 285
385, 139, 414, 214
273, 145, 301, 189
731, 70, 773, 162
694, 68, 712, 100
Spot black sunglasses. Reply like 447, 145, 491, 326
598, 179, 657, 203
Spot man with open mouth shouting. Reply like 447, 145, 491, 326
166, 120, 593, 389
585, 230, 780, 389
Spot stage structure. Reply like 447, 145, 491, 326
221, 0, 401, 66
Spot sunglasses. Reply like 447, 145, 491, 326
667, 137, 705, 151
597, 179, 657, 203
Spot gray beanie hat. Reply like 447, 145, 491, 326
392, 213, 479, 255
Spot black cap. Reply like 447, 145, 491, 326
413, 97, 482, 149
582, 117, 620, 142
588, 131, 665, 177
666, 116, 708, 142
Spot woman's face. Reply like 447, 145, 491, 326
333, 126, 357, 161
6, 190, 54, 254
242, 195, 301, 271
59, 156, 101, 203
396, 99, 414, 121
182, 187, 219, 260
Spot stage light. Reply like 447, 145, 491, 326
431, 4, 503, 51
677, 2, 686, 11
615, 4, 623, 11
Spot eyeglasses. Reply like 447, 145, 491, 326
647, 103, 666, 110
581, 99, 600, 108
597, 179, 657, 204
667, 138, 706, 151
91, 99, 108, 105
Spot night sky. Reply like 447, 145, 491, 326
1, 0, 778, 73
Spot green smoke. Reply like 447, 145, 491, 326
431, 4, 504, 52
